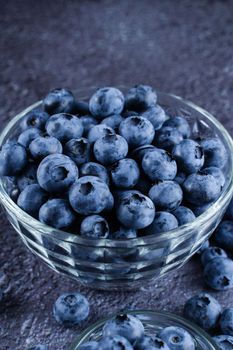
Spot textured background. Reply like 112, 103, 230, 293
1, 1, 233, 349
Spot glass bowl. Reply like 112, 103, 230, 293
70, 310, 218, 350
0, 89, 233, 291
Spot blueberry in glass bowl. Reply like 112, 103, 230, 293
0, 86, 232, 291
70, 310, 218, 350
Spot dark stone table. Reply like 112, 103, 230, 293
1, 1, 233, 349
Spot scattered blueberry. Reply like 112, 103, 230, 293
29, 136, 63, 160
80, 115, 98, 135
53, 292, 89, 326
173, 206, 196, 226
200, 137, 228, 169
141, 105, 166, 130
184, 292, 221, 330
99, 335, 133, 350
220, 308, 233, 336
125, 85, 157, 112
80, 215, 109, 239
213, 335, 233, 350
144, 211, 178, 235
39, 199, 76, 229
149, 181, 183, 211
17, 184, 48, 218
20, 109, 49, 131
0, 142, 27, 176
163, 116, 191, 138
80, 162, 109, 185
94, 133, 128, 165
64, 138, 91, 165
43, 88, 75, 114
18, 127, 42, 148
88, 124, 115, 144
46, 113, 83, 142
204, 257, 233, 290
172, 139, 204, 174
155, 126, 183, 151
159, 326, 195, 350
89, 87, 124, 119
201, 246, 227, 266
111, 158, 140, 188
101, 114, 124, 130
213, 220, 233, 250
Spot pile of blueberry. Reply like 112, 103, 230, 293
0, 85, 228, 238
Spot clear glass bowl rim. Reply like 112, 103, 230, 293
70, 309, 218, 350
0, 91, 233, 248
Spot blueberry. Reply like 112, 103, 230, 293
116, 191, 155, 229
80, 162, 109, 185
201, 246, 227, 266
18, 127, 42, 148
27, 345, 48, 350
131, 144, 156, 163
134, 335, 171, 350
39, 199, 76, 229
79, 115, 98, 135
37, 154, 78, 193
125, 85, 157, 112
101, 114, 124, 130
183, 173, 221, 205
213, 221, 233, 250
155, 126, 183, 151
20, 109, 49, 131
141, 105, 166, 130
220, 308, 233, 336
121, 110, 139, 118
142, 148, 177, 181
99, 336, 133, 350
4, 176, 20, 201
173, 206, 196, 226
72, 100, 90, 115
111, 158, 140, 188
94, 133, 128, 165
174, 172, 186, 185
163, 116, 191, 138
17, 163, 38, 191
103, 313, 145, 344
78, 341, 99, 350
119, 116, 155, 149
213, 335, 233, 350
46, 113, 83, 143
43, 88, 75, 114
149, 181, 183, 211
80, 215, 109, 239
191, 202, 213, 216
0, 142, 27, 176
158, 326, 195, 350
29, 136, 63, 160
225, 198, 233, 221
196, 240, 209, 255
172, 139, 204, 174
200, 137, 228, 169
110, 226, 137, 240
184, 293, 221, 330
17, 184, 48, 218
64, 138, 91, 165
144, 211, 178, 235
53, 292, 89, 326
204, 257, 233, 290
89, 87, 124, 119
69, 176, 114, 215
87, 124, 115, 144
200, 166, 225, 189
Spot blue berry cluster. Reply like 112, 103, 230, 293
0, 86, 228, 238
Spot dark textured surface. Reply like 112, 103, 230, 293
1, 1, 233, 349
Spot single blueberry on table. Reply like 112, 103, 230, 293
173, 206, 196, 226
155, 126, 183, 151
119, 116, 155, 149
80, 162, 110, 185
144, 211, 178, 235
116, 191, 155, 229
111, 158, 140, 189
17, 162, 38, 191
53, 292, 89, 326
80, 215, 109, 239
200, 166, 225, 189
213, 335, 233, 350
0, 142, 27, 176
69, 176, 114, 215
79, 115, 98, 135
225, 197, 233, 221
87, 124, 115, 144
20, 109, 49, 131
39, 199, 76, 229
163, 116, 191, 138
158, 326, 195, 350
43, 88, 75, 114
134, 335, 171, 350
204, 257, 233, 291
89, 87, 124, 119
17, 184, 48, 218
213, 220, 233, 250
172, 139, 204, 174
29, 136, 63, 160
18, 127, 42, 148
37, 153, 78, 193
46, 113, 84, 143
201, 246, 227, 266
27, 345, 48, 350
99, 335, 134, 350
183, 173, 221, 205
101, 114, 124, 130
220, 308, 233, 336
64, 138, 91, 166
200, 137, 228, 169
184, 292, 222, 330
142, 148, 177, 181
149, 181, 183, 211
102, 313, 145, 344
125, 85, 157, 112
78, 341, 99, 350
141, 104, 166, 130
94, 133, 128, 165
